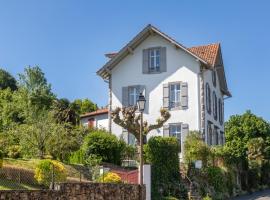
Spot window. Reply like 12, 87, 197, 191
128, 86, 140, 106
88, 118, 95, 129
214, 126, 219, 145
213, 91, 217, 120
212, 70, 216, 87
218, 99, 224, 125
206, 83, 211, 114
207, 122, 213, 145
149, 48, 160, 72
122, 130, 136, 146
169, 124, 181, 152
169, 83, 181, 109
220, 131, 225, 145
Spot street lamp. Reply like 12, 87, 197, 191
137, 93, 146, 186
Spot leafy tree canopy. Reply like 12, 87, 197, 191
0, 69, 17, 91
71, 98, 98, 115
225, 110, 270, 163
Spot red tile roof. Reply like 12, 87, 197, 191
105, 43, 220, 67
80, 108, 108, 118
188, 43, 220, 66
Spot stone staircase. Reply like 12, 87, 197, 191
180, 167, 202, 200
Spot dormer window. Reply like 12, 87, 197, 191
149, 48, 160, 72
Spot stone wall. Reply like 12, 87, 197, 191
0, 182, 145, 200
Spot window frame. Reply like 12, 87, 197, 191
169, 82, 181, 110
213, 91, 217, 120
148, 48, 161, 73
206, 83, 211, 114
128, 86, 140, 107
212, 70, 217, 87
207, 121, 213, 146
169, 123, 182, 152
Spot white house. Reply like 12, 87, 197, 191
80, 108, 109, 130
90, 25, 231, 156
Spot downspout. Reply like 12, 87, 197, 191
108, 74, 112, 133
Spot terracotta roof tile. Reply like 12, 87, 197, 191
188, 43, 220, 66
80, 108, 108, 118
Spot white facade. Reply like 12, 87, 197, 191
111, 35, 201, 139
96, 25, 231, 155
81, 113, 109, 131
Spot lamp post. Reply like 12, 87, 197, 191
137, 92, 146, 186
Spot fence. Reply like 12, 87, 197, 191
0, 165, 90, 190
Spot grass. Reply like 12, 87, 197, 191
0, 178, 39, 190
3, 158, 89, 179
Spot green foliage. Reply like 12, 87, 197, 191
97, 172, 122, 183
225, 110, 270, 164
203, 195, 212, 200
68, 149, 84, 164
162, 196, 179, 200
0, 68, 17, 91
144, 136, 187, 200
18, 66, 55, 110
82, 130, 125, 165
7, 145, 21, 158
0, 150, 3, 168
71, 98, 98, 115
184, 131, 211, 167
34, 159, 67, 187
51, 98, 79, 125
203, 167, 225, 193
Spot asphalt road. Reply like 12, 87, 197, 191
232, 190, 270, 200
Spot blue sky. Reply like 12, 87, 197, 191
0, 0, 269, 121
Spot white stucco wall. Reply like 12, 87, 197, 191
81, 114, 109, 131
110, 34, 201, 140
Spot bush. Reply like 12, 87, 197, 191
7, 145, 21, 158
97, 172, 122, 183
203, 194, 212, 200
163, 197, 179, 200
82, 130, 125, 165
34, 159, 67, 187
203, 166, 226, 195
0, 150, 3, 168
144, 136, 187, 200
184, 131, 211, 167
68, 149, 84, 164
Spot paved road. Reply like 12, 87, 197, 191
232, 190, 270, 200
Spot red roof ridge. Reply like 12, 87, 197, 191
80, 108, 108, 118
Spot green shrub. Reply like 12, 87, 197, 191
184, 131, 211, 167
203, 194, 212, 200
68, 149, 84, 164
82, 130, 125, 165
203, 167, 226, 193
34, 159, 67, 187
7, 145, 21, 158
97, 172, 122, 183
0, 150, 3, 168
144, 136, 187, 200
163, 196, 179, 200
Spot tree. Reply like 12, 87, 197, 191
225, 110, 270, 164
51, 98, 79, 125
71, 99, 98, 115
184, 131, 211, 167
111, 107, 170, 141
18, 66, 55, 110
0, 69, 17, 91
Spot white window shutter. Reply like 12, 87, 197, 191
181, 82, 188, 109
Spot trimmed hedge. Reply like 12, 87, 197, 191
82, 130, 125, 165
144, 136, 187, 200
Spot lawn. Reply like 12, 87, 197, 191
3, 158, 90, 180
0, 178, 39, 190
